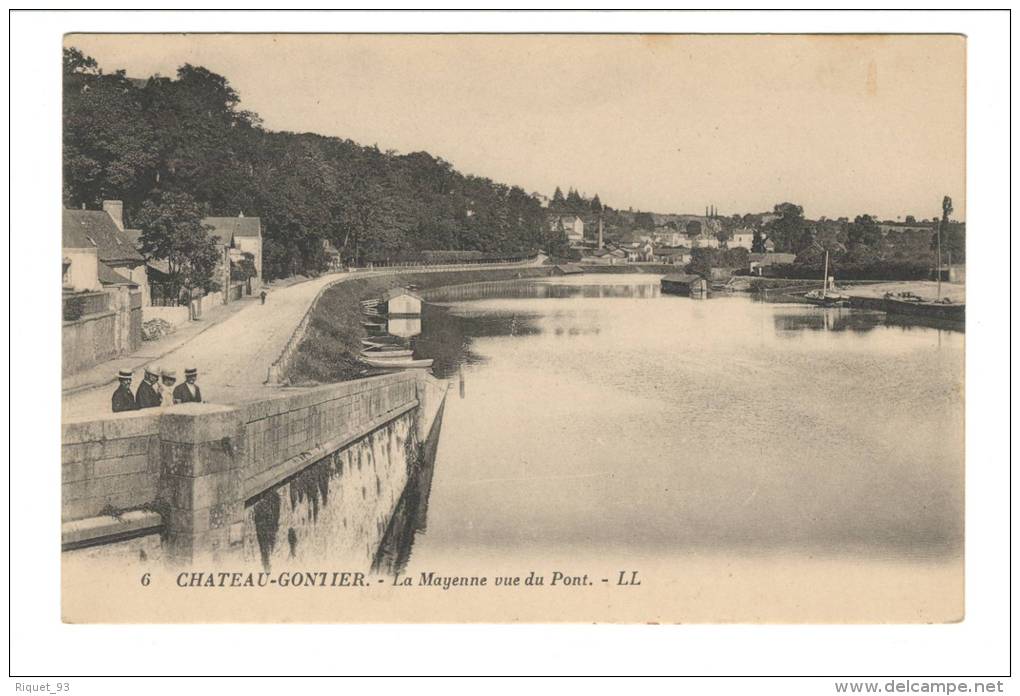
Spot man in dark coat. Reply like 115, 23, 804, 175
173, 367, 203, 404
112, 369, 138, 413
135, 366, 162, 409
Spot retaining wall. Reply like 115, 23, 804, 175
62, 288, 142, 376
61, 370, 446, 569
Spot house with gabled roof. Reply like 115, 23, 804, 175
203, 213, 263, 295
547, 213, 585, 244
62, 202, 146, 299
653, 246, 692, 265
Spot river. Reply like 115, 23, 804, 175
384, 274, 965, 621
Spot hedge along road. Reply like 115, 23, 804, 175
61, 257, 547, 421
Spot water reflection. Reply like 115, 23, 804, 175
400, 275, 964, 571
387, 316, 422, 338
424, 278, 661, 302
773, 309, 884, 334
372, 404, 444, 576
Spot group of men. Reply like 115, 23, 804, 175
111, 365, 203, 413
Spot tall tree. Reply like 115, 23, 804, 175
63, 48, 159, 210
846, 214, 882, 263
135, 191, 221, 298
932, 196, 963, 264
566, 187, 585, 211
634, 211, 656, 230
762, 202, 806, 253
751, 228, 767, 253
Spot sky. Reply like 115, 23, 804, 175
66, 34, 966, 220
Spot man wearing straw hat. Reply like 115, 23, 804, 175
111, 369, 138, 413
135, 365, 162, 410
173, 367, 203, 404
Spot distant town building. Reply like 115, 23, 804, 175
203, 213, 263, 287
653, 247, 692, 265
688, 234, 720, 249
322, 239, 344, 271
729, 228, 756, 250
878, 222, 935, 235
548, 213, 585, 244
652, 229, 685, 247
582, 246, 626, 265
748, 252, 797, 275
623, 240, 655, 262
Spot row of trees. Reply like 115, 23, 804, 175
548, 186, 604, 215
761, 202, 965, 265
64, 48, 555, 282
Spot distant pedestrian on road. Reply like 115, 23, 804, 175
135, 366, 162, 409
173, 367, 203, 404
159, 369, 178, 408
260, 290, 267, 305
112, 369, 138, 413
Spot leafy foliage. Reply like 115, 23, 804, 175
687, 247, 753, 277
762, 202, 807, 254
134, 191, 221, 296
63, 48, 547, 280
751, 228, 766, 253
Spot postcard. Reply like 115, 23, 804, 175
60, 33, 965, 623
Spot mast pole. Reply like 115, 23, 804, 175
936, 216, 943, 301
822, 250, 828, 299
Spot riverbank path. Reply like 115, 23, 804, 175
62, 257, 547, 420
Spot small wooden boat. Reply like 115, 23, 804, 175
803, 251, 849, 307
361, 338, 404, 348
360, 349, 414, 359
361, 357, 434, 370
804, 288, 849, 307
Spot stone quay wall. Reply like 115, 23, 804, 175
61, 370, 447, 569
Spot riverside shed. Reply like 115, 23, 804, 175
384, 288, 424, 316
661, 274, 708, 296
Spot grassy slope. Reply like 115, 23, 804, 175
289, 267, 554, 384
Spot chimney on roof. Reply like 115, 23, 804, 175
103, 200, 124, 231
